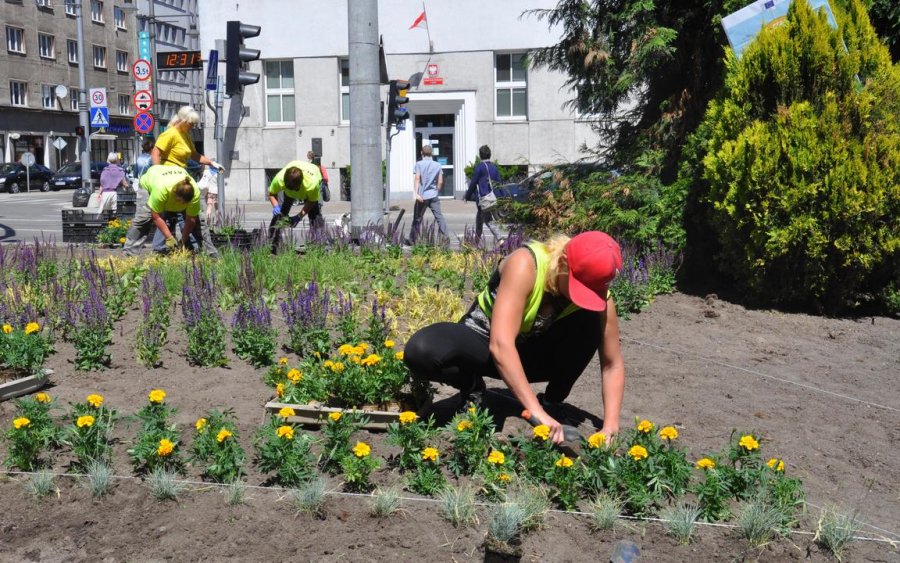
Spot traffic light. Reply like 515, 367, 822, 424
225, 21, 261, 96
75, 125, 84, 136
387, 79, 410, 126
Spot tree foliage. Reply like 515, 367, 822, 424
697, 0, 900, 311
865, 0, 900, 61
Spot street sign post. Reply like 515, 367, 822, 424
206, 49, 219, 91
132, 59, 152, 82
133, 89, 153, 112
90, 107, 110, 128
20, 152, 35, 192
89, 88, 107, 108
134, 111, 154, 135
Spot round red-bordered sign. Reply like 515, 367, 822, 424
133, 89, 153, 111
132, 59, 152, 82
134, 111, 154, 134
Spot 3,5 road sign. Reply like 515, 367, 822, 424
133, 90, 153, 112
132, 59, 153, 82
134, 111, 154, 134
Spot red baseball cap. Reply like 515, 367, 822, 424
565, 232, 623, 311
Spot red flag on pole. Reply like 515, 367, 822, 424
409, 10, 427, 30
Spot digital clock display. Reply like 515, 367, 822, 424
157, 51, 203, 70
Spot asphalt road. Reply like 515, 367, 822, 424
0, 190, 502, 246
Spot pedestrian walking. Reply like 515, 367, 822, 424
464, 145, 503, 245
408, 144, 449, 244
97, 152, 128, 212
267, 160, 324, 253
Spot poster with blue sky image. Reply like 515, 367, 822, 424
722, 0, 838, 58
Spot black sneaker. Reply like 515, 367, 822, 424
537, 392, 566, 419
455, 377, 486, 414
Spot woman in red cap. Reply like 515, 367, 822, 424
404, 231, 625, 444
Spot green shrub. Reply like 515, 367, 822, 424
696, 0, 900, 312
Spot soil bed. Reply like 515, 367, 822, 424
1, 292, 898, 561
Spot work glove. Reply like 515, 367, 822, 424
164, 237, 178, 251
272, 205, 282, 216
210, 161, 225, 173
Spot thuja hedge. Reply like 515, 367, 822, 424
696, 0, 900, 312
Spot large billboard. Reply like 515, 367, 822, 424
722, 0, 838, 58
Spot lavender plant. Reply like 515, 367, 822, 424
280, 278, 330, 357
69, 285, 111, 371
181, 260, 228, 367
364, 299, 390, 346
230, 257, 275, 366
334, 291, 359, 344
136, 270, 170, 368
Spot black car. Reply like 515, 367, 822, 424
0, 162, 55, 193
50, 161, 108, 191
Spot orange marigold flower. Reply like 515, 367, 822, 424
628, 445, 648, 461
659, 426, 678, 441
157, 438, 174, 457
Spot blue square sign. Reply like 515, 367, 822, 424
90, 107, 110, 128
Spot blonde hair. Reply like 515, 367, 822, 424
168, 105, 200, 129
543, 234, 571, 295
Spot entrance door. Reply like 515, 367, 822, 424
415, 114, 455, 198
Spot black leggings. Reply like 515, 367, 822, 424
268, 195, 323, 252
404, 308, 601, 402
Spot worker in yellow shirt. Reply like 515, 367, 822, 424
267, 160, 324, 253
123, 165, 214, 256
152, 106, 224, 172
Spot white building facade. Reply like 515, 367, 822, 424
197, 0, 599, 202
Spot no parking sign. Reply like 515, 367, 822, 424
134, 111, 154, 134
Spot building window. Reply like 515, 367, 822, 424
36, 0, 51, 7
6, 27, 25, 54
265, 60, 295, 124
91, 0, 104, 23
67, 39, 78, 63
114, 6, 127, 30
116, 50, 128, 72
93, 45, 107, 69
118, 94, 130, 116
10, 81, 27, 107
66, 2, 77, 16
495, 53, 528, 119
70, 87, 80, 111
42, 84, 55, 109
340, 58, 350, 123
39, 34, 55, 59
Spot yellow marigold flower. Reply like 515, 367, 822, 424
86, 394, 104, 408
555, 455, 574, 468
398, 411, 418, 424
157, 438, 174, 457
195, 418, 208, 432
659, 426, 679, 441
276, 383, 285, 398
2, 324, 12, 334
323, 360, 335, 369
696, 457, 716, 470
498, 473, 512, 483
287, 369, 302, 383
330, 361, 345, 373
636, 419, 654, 434
739, 435, 759, 451
148, 389, 166, 404
276, 425, 294, 440
13, 417, 30, 429
314, 351, 321, 359
384, 339, 395, 349
422, 447, 439, 463
360, 354, 382, 366
456, 420, 472, 432
487, 450, 505, 465
468, 406, 476, 414
628, 445, 648, 461
533, 425, 551, 441
77, 415, 95, 428
394, 351, 404, 361
767, 458, 785, 472
118, 237, 126, 244
328, 412, 342, 422
349, 355, 362, 364
588, 432, 606, 449
217, 428, 232, 443
35, 392, 51, 404
278, 407, 296, 419
24, 322, 40, 335
278, 357, 289, 365
356, 342, 369, 353
338, 344, 356, 356
352, 441, 371, 458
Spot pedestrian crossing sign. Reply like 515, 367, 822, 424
90, 107, 110, 128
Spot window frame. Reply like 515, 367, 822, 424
339, 58, 350, 124
6, 26, 26, 55
38, 33, 55, 59
67, 39, 78, 64
116, 50, 128, 73
10, 81, 28, 107
264, 59, 296, 126
92, 44, 107, 69
114, 6, 127, 30
118, 94, 131, 116
91, 0, 104, 24
69, 87, 80, 111
41, 84, 55, 109
65, 2, 77, 16
494, 52, 528, 120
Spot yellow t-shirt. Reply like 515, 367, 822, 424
268, 160, 322, 202
140, 165, 201, 216
154, 126, 196, 168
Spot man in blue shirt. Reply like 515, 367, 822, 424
409, 144, 449, 243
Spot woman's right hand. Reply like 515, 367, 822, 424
530, 407, 566, 445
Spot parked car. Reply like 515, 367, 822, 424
0, 162, 55, 193
50, 161, 108, 191
497, 163, 611, 203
